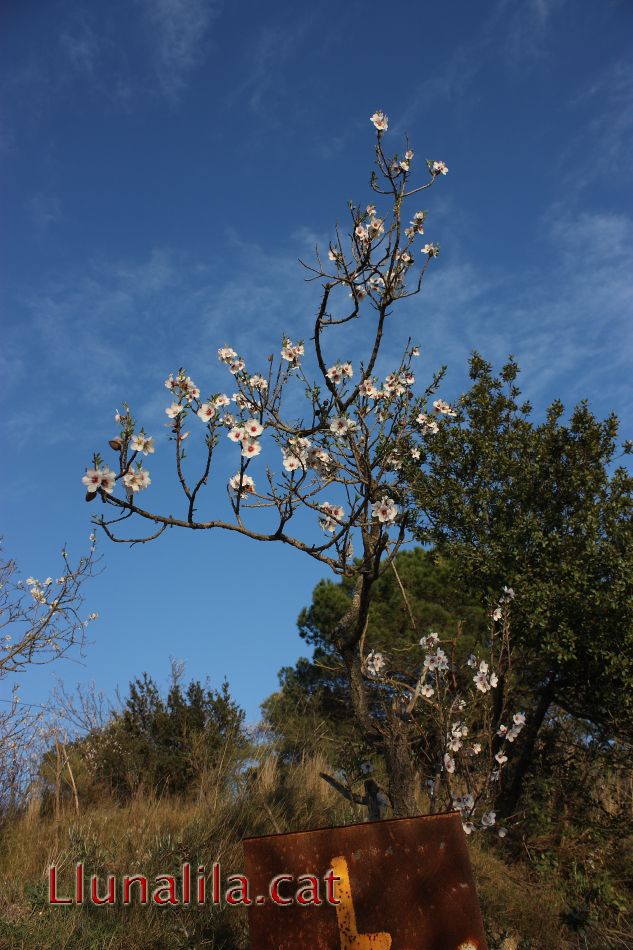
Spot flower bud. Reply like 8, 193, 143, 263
109, 438, 122, 451
85, 491, 97, 502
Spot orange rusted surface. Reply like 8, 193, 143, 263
243, 811, 488, 949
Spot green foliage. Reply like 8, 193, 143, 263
406, 354, 633, 736
44, 673, 248, 801
263, 548, 486, 759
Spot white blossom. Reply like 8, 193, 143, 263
281, 339, 304, 362
365, 650, 385, 675
329, 416, 356, 437
416, 412, 439, 434
229, 473, 255, 497
419, 631, 439, 649
197, 403, 216, 423
372, 496, 398, 524
123, 468, 151, 492
370, 110, 388, 132
433, 399, 457, 417
131, 433, 155, 454
241, 439, 262, 459
243, 418, 264, 438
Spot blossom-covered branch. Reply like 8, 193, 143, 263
83, 112, 453, 593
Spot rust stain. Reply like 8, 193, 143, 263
243, 811, 488, 950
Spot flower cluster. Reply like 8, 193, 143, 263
123, 467, 151, 492
319, 502, 345, 533
497, 711, 526, 745
369, 110, 388, 132
365, 650, 386, 675
472, 659, 499, 693
82, 466, 116, 496
429, 160, 449, 176
416, 412, 439, 434
326, 361, 353, 385
329, 416, 357, 437
371, 496, 399, 524
405, 211, 427, 239
229, 473, 255, 498
281, 338, 304, 363
165, 371, 200, 401
227, 418, 264, 458
217, 347, 245, 375
131, 432, 154, 455
492, 585, 516, 621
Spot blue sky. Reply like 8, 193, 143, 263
1, 0, 632, 724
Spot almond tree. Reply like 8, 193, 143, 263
83, 112, 513, 819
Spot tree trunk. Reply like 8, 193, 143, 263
335, 567, 420, 819
497, 679, 556, 818
384, 721, 418, 817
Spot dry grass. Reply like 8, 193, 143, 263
0, 754, 629, 949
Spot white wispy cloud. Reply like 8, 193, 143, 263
488, 0, 568, 65
230, 17, 314, 114
136, 0, 219, 100
6, 194, 631, 462
561, 58, 633, 193
26, 193, 62, 234
60, 14, 101, 75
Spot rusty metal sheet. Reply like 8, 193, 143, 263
243, 811, 488, 950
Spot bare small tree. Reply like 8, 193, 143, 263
83, 112, 520, 828
0, 540, 99, 812
0, 540, 99, 677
